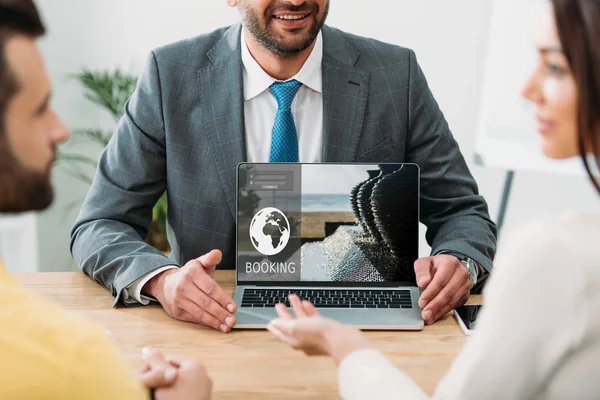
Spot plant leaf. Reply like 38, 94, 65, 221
60, 164, 94, 185
57, 152, 98, 168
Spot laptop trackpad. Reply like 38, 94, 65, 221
234, 307, 423, 330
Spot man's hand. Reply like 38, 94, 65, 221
136, 348, 212, 400
136, 347, 178, 389
267, 295, 369, 365
143, 250, 237, 332
415, 255, 472, 325
154, 357, 213, 400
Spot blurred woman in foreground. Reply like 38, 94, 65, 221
267, 0, 600, 398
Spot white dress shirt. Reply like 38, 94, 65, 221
242, 29, 323, 162
123, 29, 325, 304
338, 212, 600, 399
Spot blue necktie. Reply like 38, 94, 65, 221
269, 80, 302, 162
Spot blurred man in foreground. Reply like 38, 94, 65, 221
0, 1, 211, 398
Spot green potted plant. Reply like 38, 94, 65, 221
59, 68, 170, 253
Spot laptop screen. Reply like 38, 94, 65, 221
236, 163, 419, 286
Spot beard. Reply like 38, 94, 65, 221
239, 1, 329, 57
0, 141, 54, 213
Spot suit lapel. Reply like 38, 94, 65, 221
197, 25, 371, 215
198, 24, 246, 219
321, 26, 370, 162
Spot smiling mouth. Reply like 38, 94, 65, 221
271, 11, 313, 26
536, 116, 556, 133
273, 13, 310, 20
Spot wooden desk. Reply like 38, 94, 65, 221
16, 271, 480, 399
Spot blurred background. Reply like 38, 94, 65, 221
1, 0, 598, 273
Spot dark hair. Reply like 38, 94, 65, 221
0, 0, 46, 137
552, 0, 600, 194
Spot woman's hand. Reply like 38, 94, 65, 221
267, 294, 369, 365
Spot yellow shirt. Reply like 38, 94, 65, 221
0, 262, 148, 399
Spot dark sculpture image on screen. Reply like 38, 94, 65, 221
300, 164, 418, 283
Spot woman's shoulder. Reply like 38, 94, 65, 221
482, 212, 599, 317
498, 212, 600, 276
508, 211, 599, 245
512, 211, 597, 237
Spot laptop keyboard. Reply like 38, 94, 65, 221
241, 289, 413, 309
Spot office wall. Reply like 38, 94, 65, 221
33, 0, 599, 272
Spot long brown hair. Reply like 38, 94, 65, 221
552, 0, 600, 194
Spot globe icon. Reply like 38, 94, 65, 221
249, 207, 291, 256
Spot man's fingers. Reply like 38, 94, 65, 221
275, 303, 294, 320
431, 283, 470, 324
178, 299, 229, 332
423, 276, 471, 324
138, 363, 151, 374
289, 294, 308, 318
422, 269, 464, 318
142, 347, 167, 364
419, 262, 455, 308
414, 258, 433, 288
165, 357, 182, 368
164, 357, 209, 375
138, 348, 178, 389
456, 282, 471, 308
137, 364, 178, 389
185, 286, 236, 328
197, 250, 222, 276
426, 302, 454, 326
190, 265, 237, 313
197, 249, 223, 266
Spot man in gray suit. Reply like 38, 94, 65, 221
71, 0, 496, 331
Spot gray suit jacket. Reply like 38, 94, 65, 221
71, 24, 497, 305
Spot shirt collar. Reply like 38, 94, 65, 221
241, 28, 323, 101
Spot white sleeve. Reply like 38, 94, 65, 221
432, 221, 586, 399
339, 221, 586, 400
122, 266, 179, 305
339, 348, 428, 400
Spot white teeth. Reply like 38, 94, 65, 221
275, 15, 306, 20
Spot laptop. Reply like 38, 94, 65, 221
233, 163, 423, 330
